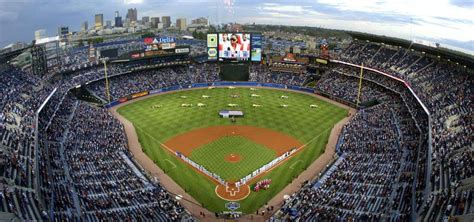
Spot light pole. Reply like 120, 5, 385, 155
101, 57, 111, 103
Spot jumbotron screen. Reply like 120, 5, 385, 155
219, 33, 251, 61
207, 33, 262, 62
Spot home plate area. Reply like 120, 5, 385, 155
215, 183, 250, 201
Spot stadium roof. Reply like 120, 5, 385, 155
348, 31, 474, 69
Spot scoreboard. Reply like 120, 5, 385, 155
207, 33, 263, 62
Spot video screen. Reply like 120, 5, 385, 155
99, 48, 118, 59
251, 33, 262, 62
218, 33, 250, 61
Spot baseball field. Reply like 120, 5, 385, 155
116, 87, 348, 213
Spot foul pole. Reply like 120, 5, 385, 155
356, 63, 364, 106
102, 58, 111, 103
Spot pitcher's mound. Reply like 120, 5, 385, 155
225, 153, 242, 163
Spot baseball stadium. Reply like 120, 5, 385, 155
0, 1, 473, 222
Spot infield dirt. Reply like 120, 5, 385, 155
164, 125, 303, 156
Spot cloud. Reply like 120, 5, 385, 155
124, 0, 143, 4
0, 0, 472, 54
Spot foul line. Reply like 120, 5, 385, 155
299, 126, 333, 149
289, 160, 304, 169
164, 159, 177, 169
134, 125, 175, 152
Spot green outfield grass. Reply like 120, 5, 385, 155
189, 136, 277, 181
117, 87, 348, 213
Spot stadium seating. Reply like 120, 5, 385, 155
0, 37, 472, 221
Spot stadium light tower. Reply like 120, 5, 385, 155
356, 63, 364, 106
100, 57, 111, 102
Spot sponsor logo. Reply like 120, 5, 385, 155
175, 48, 190, 53
161, 42, 176, 50
145, 36, 176, 44
207, 34, 218, 47
208, 48, 217, 57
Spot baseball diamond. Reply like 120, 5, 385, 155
116, 87, 348, 213
2, 9, 472, 221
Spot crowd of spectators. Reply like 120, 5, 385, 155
274, 64, 425, 220
1, 36, 472, 221
37, 96, 189, 220
249, 64, 311, 86
86, 63, 219, 101
339, 40, 473, 221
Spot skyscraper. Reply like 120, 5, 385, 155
176, 18, 187, 31
82, 21, 88, 32
126, 8, 137, 22
95, 14, 104, 30
162, 16, 171, 28
106, 20, 112, 29
142, 16, 150, 24
150, 17, 160, 28
115, 11, 123, 27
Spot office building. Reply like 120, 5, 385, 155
81, 21, 88, 32
95, 14, 104, 30
162, 16, 171, 28
150, 17, 160, 28
126, 8, 137, 22
176, 18, 187, 31
115, 11, 123, 27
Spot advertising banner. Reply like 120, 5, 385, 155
251, 33, 262, 62
131, 91, 149, 99
175, 48, 190, 53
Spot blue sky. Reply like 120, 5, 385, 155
0, 0, 473, 54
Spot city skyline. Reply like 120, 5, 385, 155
0, 0, 472, 54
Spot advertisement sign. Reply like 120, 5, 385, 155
144, 36, 175, 44
131, 91, 149, 99
161, 42, 176, 50
207, 48, 218, 60
316, 58, 328, 64
207, 34, 218, 48
251, 33, 262, 62
144, 37, 154, 45
175, 48, 190, 53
